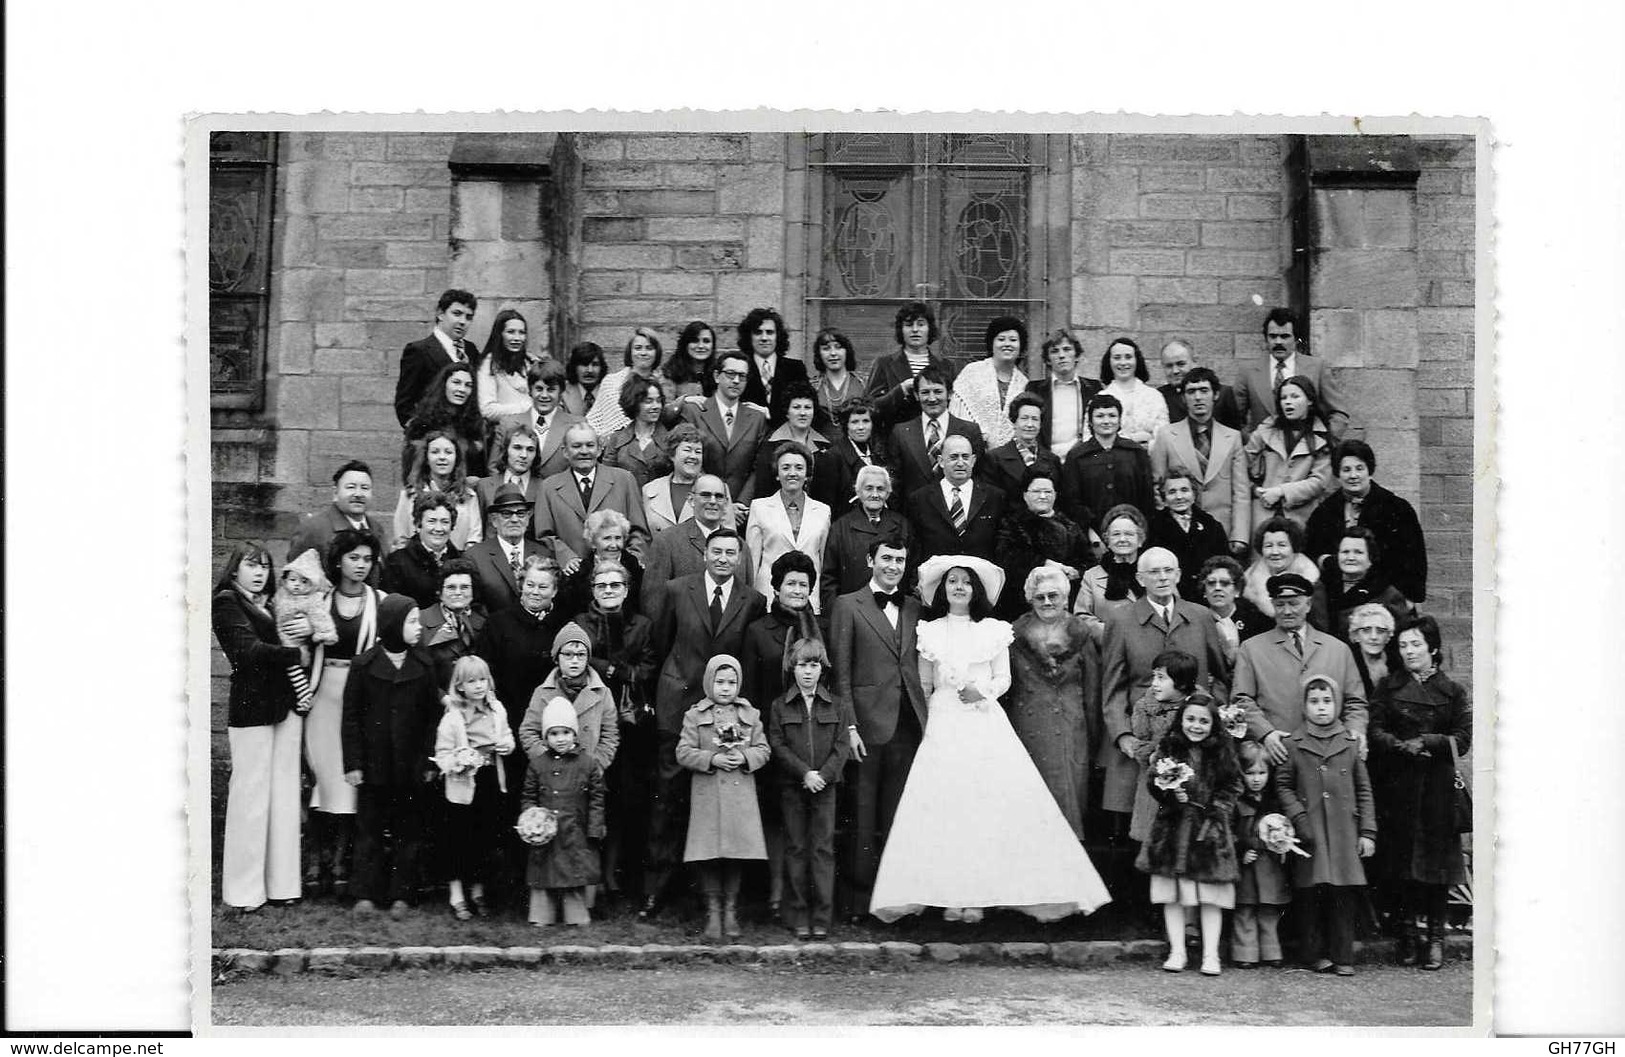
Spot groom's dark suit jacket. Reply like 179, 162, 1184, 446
829, 585, 927, 746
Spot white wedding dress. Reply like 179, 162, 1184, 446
869, 615, 1113, 922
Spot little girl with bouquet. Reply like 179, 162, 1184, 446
677, 655, 770, 941
1135, 697, 1243, 975
431, 656, 514, 921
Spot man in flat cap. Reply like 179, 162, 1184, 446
1231, 572, 1367, 764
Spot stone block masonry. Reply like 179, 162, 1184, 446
1068, 135, 1289, 390
574, 133, 789, 355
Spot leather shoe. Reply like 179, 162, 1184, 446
1334, 964, 1356, 976
637, 896, 660, 921
352, 899, 377, 916
389, 899, 409, 921
811, 927, 828, 940
794, 925, 811, 940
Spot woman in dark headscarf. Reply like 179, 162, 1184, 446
739, 551, 826, 921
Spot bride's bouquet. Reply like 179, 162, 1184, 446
1257, 812, 1311, 858
1152, 756, 1196, 792
1217, 703, 1248, 739
515, 806, 559, 847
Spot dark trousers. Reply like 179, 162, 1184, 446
1395, 880, 1450, 938
642, 731, 690, 902
436, 766, 504, 886
780, 783, 838, 930
353, 784, 427, 904
838, 724, 919, 915
609, 719, 657, 896
1297, 884, 1359, 966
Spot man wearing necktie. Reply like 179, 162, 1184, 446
908, 434, 1004, 561
1097, 546, 1234, 825
463, 484, 544, 615
1234, 307, 1348, 438
1232, 572, 1369, 766
534, 423, 648, 577
643, 527, 767, 918
394, 289, 478, 427
738, 307, 811, 428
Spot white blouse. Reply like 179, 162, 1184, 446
1102, 378, 1170, 446
476, 357, 533, 422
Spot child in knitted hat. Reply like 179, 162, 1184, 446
677, 654, 770, 940
273, 548, 339, 711
519, 621, 619, 773
521, 697, 605, 927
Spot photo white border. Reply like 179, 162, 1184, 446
7, 0, 1624, 1036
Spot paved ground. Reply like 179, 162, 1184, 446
210, 961, 1472, 1027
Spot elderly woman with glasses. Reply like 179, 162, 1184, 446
1006, 564, 1100, 841
1071, 504, 1151, 645
1345, 601, 1401, 700
569, 558, 658, 904
557, 509, 646, 621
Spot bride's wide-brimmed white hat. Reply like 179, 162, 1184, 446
915, 554, 1005, 607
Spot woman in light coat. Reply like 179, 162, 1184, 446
746, 441, 832, 614
1244, 375, 1334, 529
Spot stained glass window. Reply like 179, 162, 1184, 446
210, 132, 277, 409
810, 134, 1045, 372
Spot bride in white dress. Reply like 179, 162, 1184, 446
869, 554, 1113, 923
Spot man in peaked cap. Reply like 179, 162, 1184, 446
1231, 572, 1368, 765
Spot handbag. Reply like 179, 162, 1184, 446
1448, 736, 1472, 834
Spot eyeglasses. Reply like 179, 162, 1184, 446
1203, 578, 1234, 588
496, 510, 529, 519
717, 369, 748, 381
1032, 591, 1064, 603
593, 581, 627, 591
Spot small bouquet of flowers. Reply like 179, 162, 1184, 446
1152, 756, 1196, 792
515, 805, 559, 847
714, 722, 747, 751
1257, 812, 1311, 858
1218, 703, 1248, 739
432, 745, 485, 777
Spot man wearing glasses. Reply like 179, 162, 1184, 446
464, 483, 548, 614
678, 351, 768, 525
639, 473, 753, 615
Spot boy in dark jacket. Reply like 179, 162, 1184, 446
1275, 674, 1377, 975
341, 595, 442, 919
766, 638, 851, 940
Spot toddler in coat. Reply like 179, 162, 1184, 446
431, 655, 514, 921
522, 697, 606, 927
273, 548, 339, 710
1135, 697, 1243, 976
1231, 739, 1291, 967
1275, 674, 1377, 975
678, 654, 771, 941
766, 638, 850, 940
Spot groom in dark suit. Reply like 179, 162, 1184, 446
393, 289, 479, 427
829, 536, 927, 920
641, 527, 767, 917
